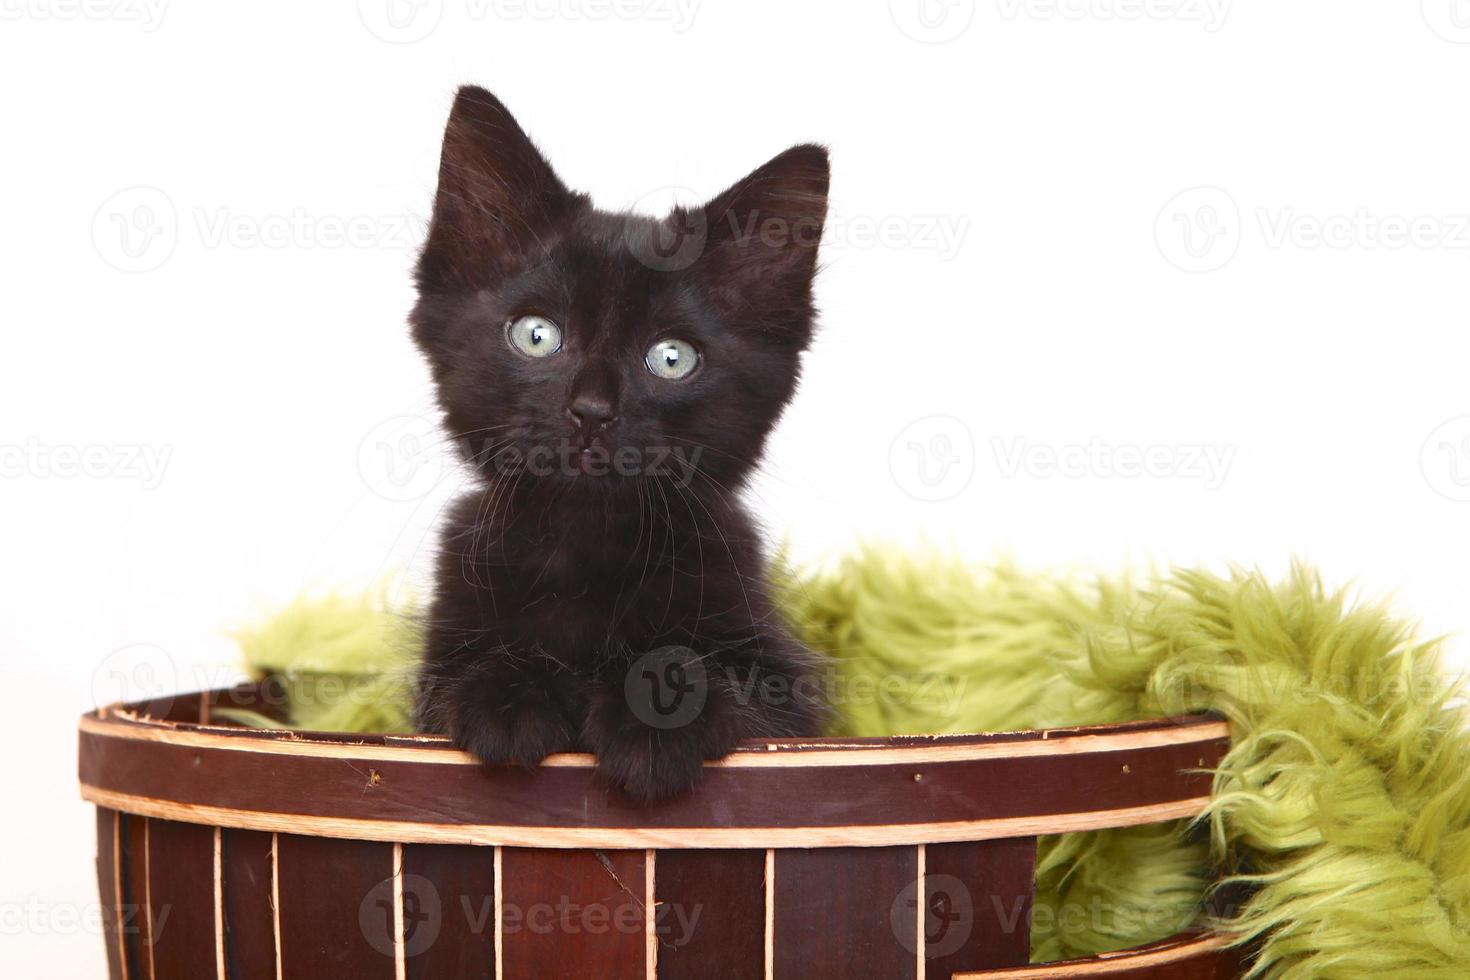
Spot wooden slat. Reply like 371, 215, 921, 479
654, 850, 765, 979
955, 933, 1237, 978
401, 844, 498, 980
78, 716, 1225, 847
118, 814, 155, 980
146, 819, 219, 979
84, 787, 1210, 851
82, 709, 1230, 764
922, 838, 1036, 977
99, 683, 1221, 747
221, 829, 278, 978
500, 848, 647, 979
96, 808, 126, 980
772, 846, 919, 979
275, 834, 396, 980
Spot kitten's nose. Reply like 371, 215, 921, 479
567, 394, 617, 432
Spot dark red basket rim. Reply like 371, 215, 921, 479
80, 686, 1229, 850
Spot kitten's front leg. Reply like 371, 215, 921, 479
417, 655, 581, 769
583, 643, 823, 802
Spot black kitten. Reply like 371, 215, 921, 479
410, 86, 829, 802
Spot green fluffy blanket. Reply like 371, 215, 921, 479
233, 555, 1470, 977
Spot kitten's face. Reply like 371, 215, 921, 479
411, 87, 828, 493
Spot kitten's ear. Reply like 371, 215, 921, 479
417, 86, 582, 291
694, 144, 829, 340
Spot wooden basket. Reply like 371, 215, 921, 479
79, 684, 1244, 979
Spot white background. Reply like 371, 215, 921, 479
5, 1, 1470, 975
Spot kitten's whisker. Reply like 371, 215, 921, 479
665, 474, 762, 641
665, 477, 708, 634
678, 462, 821, 627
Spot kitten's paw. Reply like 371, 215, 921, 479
450, 687, 578, 769
590, 724, 710, 804
583, 666, 742, 804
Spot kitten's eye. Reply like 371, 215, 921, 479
507, 315, 563, 357
645, 339, 700, 381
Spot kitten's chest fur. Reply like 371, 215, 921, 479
436, 485, 767, 666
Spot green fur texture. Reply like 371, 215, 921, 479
226, 589, 420, 735
235, 554, 1470, 976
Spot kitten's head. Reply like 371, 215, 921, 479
411, 86, 828, 494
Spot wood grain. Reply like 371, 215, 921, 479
400, 844, 498, 980
500, 848, 647, 980
145, 819, 218, 979
922, 838, 1037, 977
220, 829, 278, 979
274, 833, 396, 980
118, 813, 154, 980
772, 846, 919, 980
654, 849, 766, 979
96, 808, 126, 980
